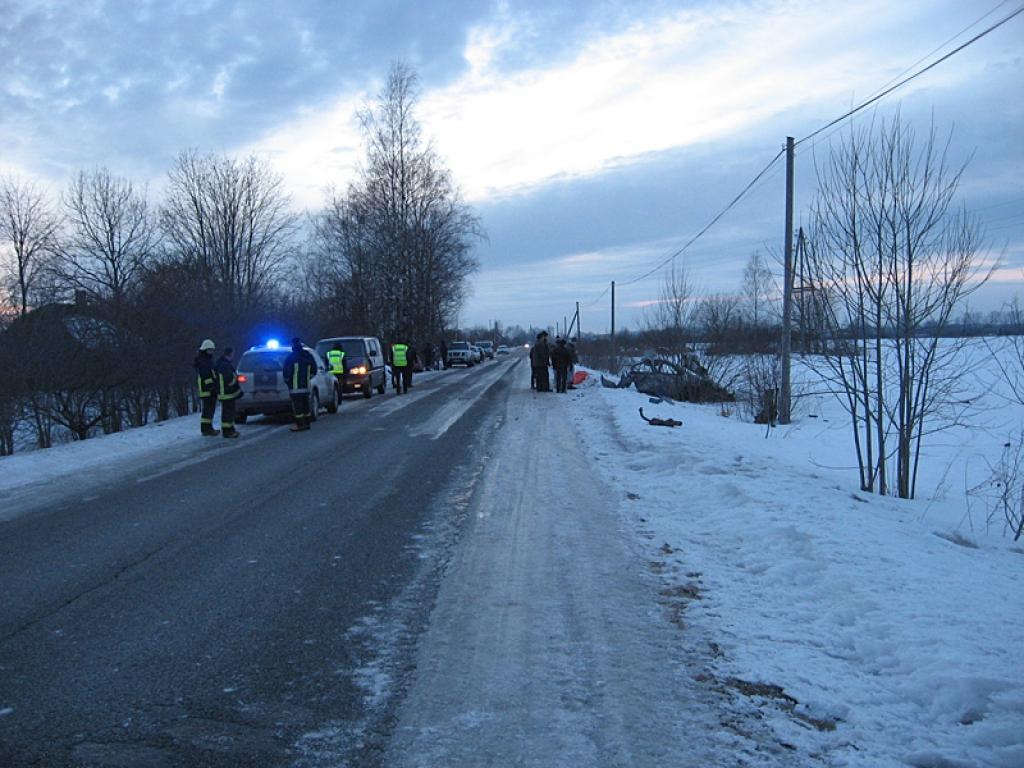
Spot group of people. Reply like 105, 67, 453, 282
192, 339, 242, 438
529, 332, 579, 393
193, 337, 322, 437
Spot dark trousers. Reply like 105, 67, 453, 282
220, 397, 236, 430
291, 392, 311, 426
394, 366, 411, 393
554, 367, 569, 393
533, 366, 550, 391
200, 393, 218, 432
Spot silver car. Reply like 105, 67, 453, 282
234, 342, 340, 423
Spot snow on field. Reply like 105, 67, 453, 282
569, 341, 1024, 768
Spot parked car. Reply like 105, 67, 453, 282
496, 345, 510, 356
475, 340, 495, 359
315, 336, 387, 398
235, 341, 339, 423
445, 340, 474, 367
470, 345, 483, 364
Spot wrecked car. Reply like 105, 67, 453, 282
603, 356, 734, 403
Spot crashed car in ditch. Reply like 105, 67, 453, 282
603, 355, 734, 403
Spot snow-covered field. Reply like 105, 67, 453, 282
569, 338, 1024, 767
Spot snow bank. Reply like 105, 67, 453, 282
569, 354, 1024, 768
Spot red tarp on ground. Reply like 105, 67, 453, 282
572, 370, 589, 385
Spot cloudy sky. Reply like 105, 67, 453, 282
2, 0, 1022, 331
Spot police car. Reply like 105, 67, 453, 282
234, 340, 340, 423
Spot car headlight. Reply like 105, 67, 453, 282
350, 365, 367, 375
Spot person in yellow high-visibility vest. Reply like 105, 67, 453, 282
327, 343, 345, 404
391, 341, 413, 394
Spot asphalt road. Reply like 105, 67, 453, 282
0, 355, 521, 768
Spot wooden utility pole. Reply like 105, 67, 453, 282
576, 301, 580, 338
780, 137, 795, 425
611, 280, 616, 373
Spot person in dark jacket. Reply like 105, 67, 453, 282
566, 337, 579, 389
283, 337, 317, 431
530, 331, 552, 391
214, 347, 242, 438
194, 338, 219, 436
551, 337, 573, 393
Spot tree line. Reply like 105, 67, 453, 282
0, 64, 482, 455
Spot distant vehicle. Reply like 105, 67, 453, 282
446, 340, 474, 367
475, 340, 495, 359
496, 345, 510, 356
315, 336, 387, 398
235, 341, 338, 423
470, 345, 483, 364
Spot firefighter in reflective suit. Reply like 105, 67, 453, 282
194, 338, 219, 436
214, 346, 242, 438
283, 338, 317, 431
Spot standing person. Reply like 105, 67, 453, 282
440, 339, 448, 370
283, 337, 317, 431
327, 342, 345, 404
421, 341, 434, 371
194, 338, 219, 436
551, 337, 573, 393
214, 346, 242, 438
566, 337, 579, 389
391, 340, 412, 394
531, 331, 552, 392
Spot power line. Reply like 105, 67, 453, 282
796, 3, 1024, 147
581, 2, 1024, 309
618, 147, 786, 287
801, 1, 1016, 155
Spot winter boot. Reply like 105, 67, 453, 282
201, 427, 220, 436
222, 427, 240, 439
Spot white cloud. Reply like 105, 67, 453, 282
419, 0, 950, 200
235, 0, 996, 211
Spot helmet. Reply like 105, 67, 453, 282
199, 339, 215, 351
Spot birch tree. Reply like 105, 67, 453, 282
804, 115, 990, 498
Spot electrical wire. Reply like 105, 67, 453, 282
796, 3, 1024, 147
581, 2, 1024, 308
801, 0, 1015, 155
618, 147, 786, 287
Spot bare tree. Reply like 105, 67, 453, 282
740, 250, 778, 331
804, 114, 991, 498
58, 168, 159, 307
161, 150, 298, 316
0, 176, 60, 316
316, 62, 482, 343
642, 261, 699, 365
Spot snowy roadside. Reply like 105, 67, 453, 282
0, 367, 452, 515
567, 373, 1024, 768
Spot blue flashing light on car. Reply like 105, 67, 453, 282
266, 338, 280, 350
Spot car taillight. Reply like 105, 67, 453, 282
237, 374, 248, 383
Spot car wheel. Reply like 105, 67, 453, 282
363, 378, 372, 398
376, 375, 386, 395
326, 385, 339, 414
310, 390, 320, 421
